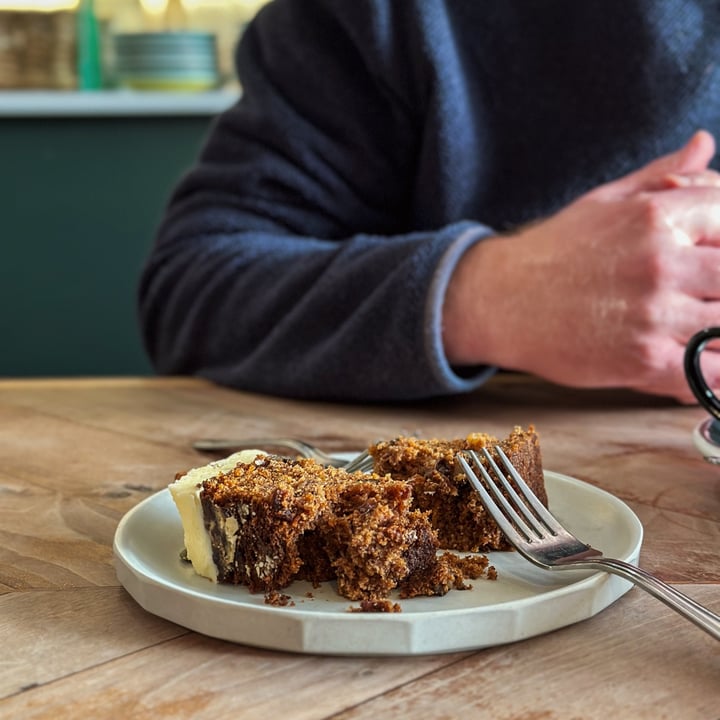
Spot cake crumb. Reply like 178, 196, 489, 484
264, 590, 295, 607
348, 599, 402, 613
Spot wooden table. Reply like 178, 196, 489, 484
1, 376, 718, 719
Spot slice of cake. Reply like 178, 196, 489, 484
170, 450, 262, 583
169, 426, 544, 603
369, 426, 545, 552
170, 452, 461, 601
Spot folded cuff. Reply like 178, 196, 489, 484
425, 222, 498, 393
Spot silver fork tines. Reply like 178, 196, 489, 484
458, 446, 720, 641
464, 447, 600, 563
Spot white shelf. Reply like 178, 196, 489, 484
0, 89, 240, 117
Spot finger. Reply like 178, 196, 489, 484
651, 186, 720, 245
685, 298, 720, 337
606, 130, 716, 198
671, 246, 720, 299
645, 295, 720, 345
674, 300, 720, 344
632, 339, 720, 403
662, 170, 720, 190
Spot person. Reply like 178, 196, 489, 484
139, 0, 720, 402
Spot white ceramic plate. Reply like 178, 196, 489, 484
114, 469, 642, 656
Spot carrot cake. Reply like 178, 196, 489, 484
169, 426, 544, 603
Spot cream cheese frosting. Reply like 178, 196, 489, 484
169, 450, 262, 582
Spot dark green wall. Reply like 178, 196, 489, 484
0, 114, 212, 377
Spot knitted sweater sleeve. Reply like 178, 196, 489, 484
138, 0, 495, 401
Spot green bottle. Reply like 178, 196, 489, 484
77, 0, 103, 90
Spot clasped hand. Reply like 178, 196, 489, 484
443, 130, 720, 402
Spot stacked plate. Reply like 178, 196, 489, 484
113, 32, 219, 92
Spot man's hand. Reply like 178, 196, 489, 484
443, 130, 720, 401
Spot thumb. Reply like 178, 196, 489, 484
610, 129, 716, 196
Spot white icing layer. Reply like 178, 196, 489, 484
169, 450, 263, 582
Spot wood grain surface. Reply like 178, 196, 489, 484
0, 376, 718, 719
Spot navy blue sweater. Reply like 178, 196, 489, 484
139, 0, 720, 401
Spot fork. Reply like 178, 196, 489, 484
192, 437, 374, 472
458, 446, 720, 641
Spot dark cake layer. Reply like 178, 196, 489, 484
201, 457, 329, 591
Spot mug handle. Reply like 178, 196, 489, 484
684, 327, 720, 422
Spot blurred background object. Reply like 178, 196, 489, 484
0, 8, 76, 89
76, 0, 102, 89
113, 30, 219, 91
0, 1, 269, 378
126, 1, 268, 87
0, 0, 269, 91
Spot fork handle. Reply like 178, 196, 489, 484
567, 557, 720, 640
